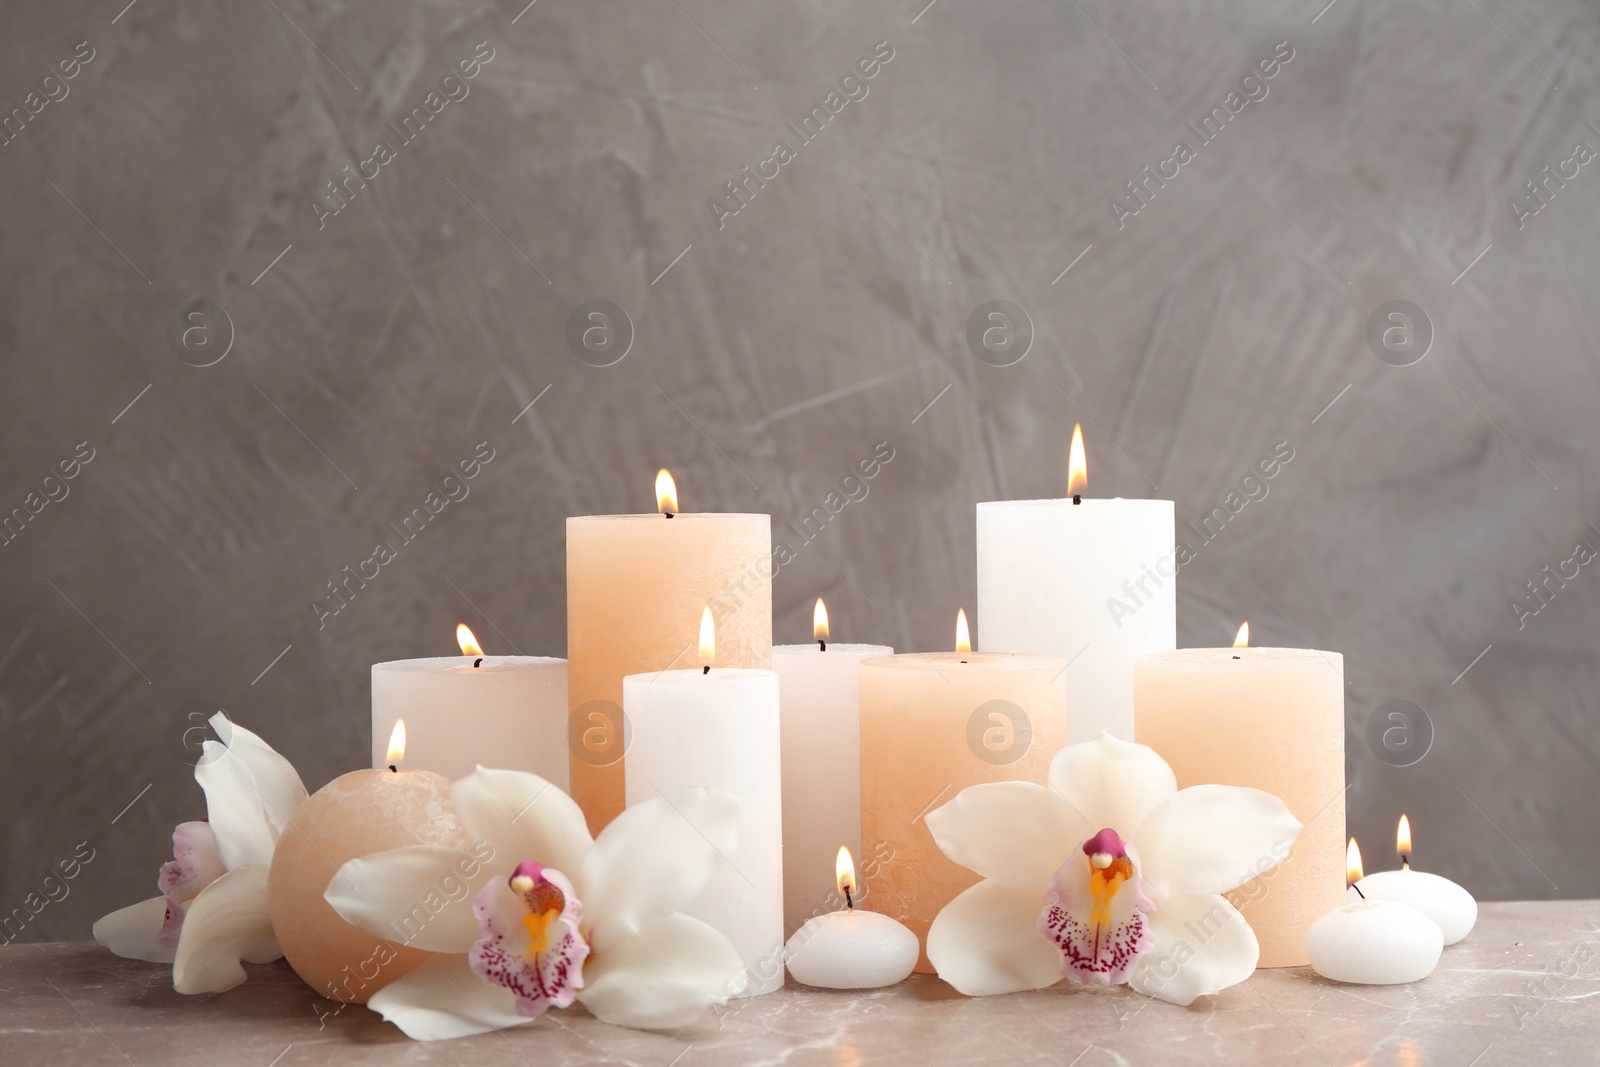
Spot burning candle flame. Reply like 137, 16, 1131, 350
1397, 814, 1412, 857
457, 623, 484, 657
698, 605, 715, 667
656, 469, 678, 515
1233, 621, 1250, 649
1067, 423, 1087, 497
814, 598, 830, 642
1346, 837, 1364, 885
836, 845, 857, 898
387, 719, 407, 766
955, 608, 971, 654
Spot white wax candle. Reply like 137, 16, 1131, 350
623, 666, 783, 998
1358, 868, 1477, 945
784, 908, 918, 989
772, 639, 890, 934
1305, 898, 1443, 985
371, 656, 567, 786
977, 495, 1175, 742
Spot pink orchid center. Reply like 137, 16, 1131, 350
470, 859, 590, 1017
1038, 827, 1155, 986
512, 864, 567, 956
156, 821, 225, 948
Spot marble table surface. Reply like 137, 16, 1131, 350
1, 902, 1595, 1066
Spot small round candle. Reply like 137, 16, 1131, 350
785, 848, 918, 989
1355, 815, 1477, 945
1305, 839, 1442, 985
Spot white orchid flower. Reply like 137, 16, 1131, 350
324, 767, 746, 1041
925, 733, 1302, 1006
93, 713, 308, 993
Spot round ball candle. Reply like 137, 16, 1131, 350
772, 598, 891, 933
623, 607, 783, 998
785, 848, 918, 989
1134, 625, 1345, 968
1356, 815, 1477, 944
267, 722, 475, 1003
371, 624, 567, 785
1306, 839, 1443, 985
860, 611, 1066, 972
976, 425, 1175, 742
569, 469, 772, 833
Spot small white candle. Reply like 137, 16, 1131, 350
624, 606, 783, 998
772, 598, 891, 934
1306, 839, 1442, 985
371, 624, 566, 785
1356, 815, 1477, 945
785, 848, 917, 989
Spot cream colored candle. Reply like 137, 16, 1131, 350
859, 612, 1066, 972
1134, 627, 1345, 968
568, 470, 772, 833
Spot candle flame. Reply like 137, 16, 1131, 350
836, 845, 857, 897
814, 598, 830, 642
698, 605, 715, 667
1346, 837, 1364, 885
1233, 621, 1250, 649
1397, 814, 1412, 857
1067, 423, 1087, 497
457, 623, 484, 657
656, 469, 678, 515
387, 719, 407, 765
955, 608, 971, 654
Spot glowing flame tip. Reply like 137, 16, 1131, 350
813, 598, 830, 642
1067, 424, 1087, 497
698, 605, 715, 667
456, 623, 484, 657
1346, 838, 1364, 885
1233, 621, 1250, 649
955, 608, 971, 654
1397, 814, 1412, 856
655, 469, 678, 515
835, 846, 857, 898
386, 720, 407, 766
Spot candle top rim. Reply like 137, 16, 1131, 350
1138, 647, 1341, 665
859, 651, 1066, 671
977, 497, 1175, 508
567, 512, 771, 523
772, 642, 895, 655
373, 655, 566, 672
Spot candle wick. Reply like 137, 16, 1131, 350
1351, 883, 1366, 901
1401, 855, 1410, 868
1072, 494, 1082, 505
474, 657, 483, 668
844, 884, 854, 910
703, 665, 710, 675
819, 639, 826, 652
388, 764, 398, 773
1232, 655, 1241, 660
664, 511, 675, 519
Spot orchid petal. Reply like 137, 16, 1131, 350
207, 712, 308, 837
172, 865, 279, 994
1134, 785, 1302, 899
578, 913, 744, 1029
93, 896, 176, 964
325, 845, 487, 955
927, 879, 1063, 997
451, 767, 592, 883
926, 782, 1089, 891
366, 953, 531, 1041
195, 741, 279, 871
578, 788, 738, 939
1048, 734, 1176, 835
1127, 893, 1258, 1006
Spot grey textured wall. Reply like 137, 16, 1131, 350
2, 0, 1597, 941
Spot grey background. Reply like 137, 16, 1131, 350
2, 0, 1596, 941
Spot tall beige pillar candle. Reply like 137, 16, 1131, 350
859, 613, 1065, 972
1134, 632, 1345, 968
567, 471, 771, 833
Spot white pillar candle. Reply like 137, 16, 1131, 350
784, 848, 917, 989
371, 625, 567, 786
772, 598, 891, 934
623, 607, 783, 998
1306, 839, 1442, 985
1356, 816, 1477, 944
977, 426, 1174, 742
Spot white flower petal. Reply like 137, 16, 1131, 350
1048, 733, 1176, 835
172, 865, 280, 994
452, 767, 592, 881
926, 782, 1089, 890
207, 712, 308, 837
325, 846, 487, 955
578, 913, 744, 1030
927, 879, 1062, 997
1127, 894, 1258, 1006
578, 788, 738, 939
366, 953, 531, 1041
93, 896, 176, 964
195, 741, 279, 871
1133, 785, 1302, 899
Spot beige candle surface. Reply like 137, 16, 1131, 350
1134, 646, 1345, 968
568, 511, 771, 833
860, 651, 1066, 972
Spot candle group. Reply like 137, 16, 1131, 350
1306, 839, 1444, 985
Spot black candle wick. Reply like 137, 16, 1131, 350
844, 884, 854, 910
387, 764, 398, 773
474, 657, 484, 668
819, 639, 827, 652
703, 665, 710, 675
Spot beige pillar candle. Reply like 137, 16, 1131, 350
1134, 625, 1345, 968
568, 470, 772, 833
860, 611, 1066, 972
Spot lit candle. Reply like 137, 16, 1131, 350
569, 469, 772, 832
371, 624, 567, 785
859, 610, 1066, 972
1355, 815, 1477, 944
267, 722, 476, 1003
1133, 622, 1345, 967
1305, 839, 1442, 985
772, 598, 892, 932
623, 606, 783, 997
784, 847, 918, 989
977, 425, 1176, 742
